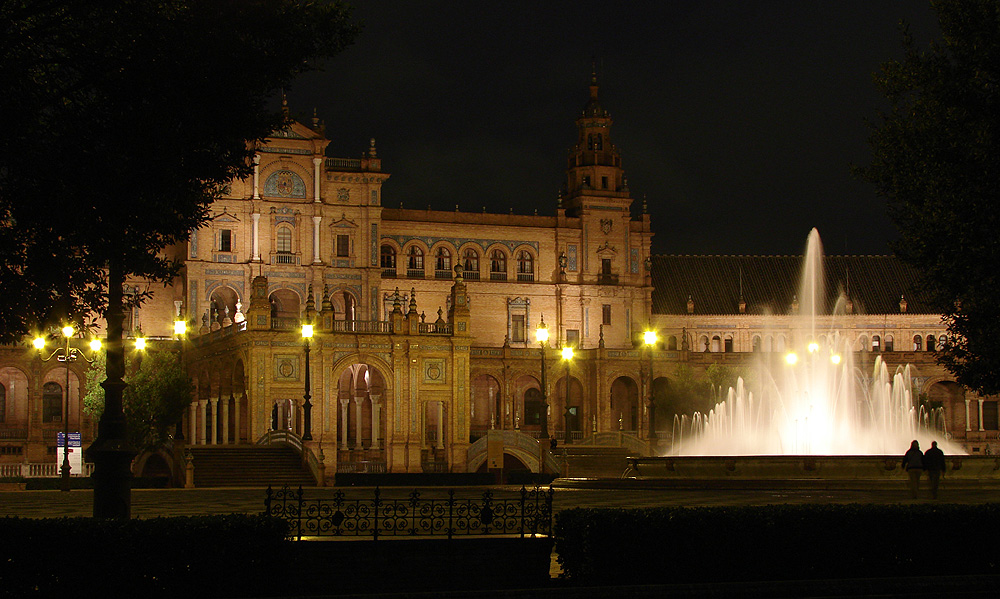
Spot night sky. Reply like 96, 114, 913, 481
288, 1, 939, 256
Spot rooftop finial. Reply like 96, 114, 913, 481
281, 90, 289, 118
312, 107, 319, 129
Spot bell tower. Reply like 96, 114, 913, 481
563, 68, 631, 216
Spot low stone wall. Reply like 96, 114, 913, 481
625, 455, 1000, 481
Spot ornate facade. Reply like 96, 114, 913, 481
1, 75, 990, 482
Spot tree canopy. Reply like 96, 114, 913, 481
0, 0, 359, 339
84, 351, 194, 453
860, 0, 1000, 395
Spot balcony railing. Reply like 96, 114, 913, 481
0, 429, 27, 441
434, 269, 453, 280
382, 267, 397, 278
490, 272, 507, 281
463, 270, 480, 280
273, 253, 297, 265
331, 320, 393, 334
406, 268, 425, 279
517, 272, 535, 282
419, 322, 453, 335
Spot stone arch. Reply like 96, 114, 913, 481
207, 285, 241, 329
923, 378, 964, 434
40, 366, 83, 429
554, 368, 585, 440
268, 287, 301, 321
610, 376, 639, 432
511, 374, 543, 433
0, 366, 30, 428
330, 355, 391, 459
471, 374, 501, 436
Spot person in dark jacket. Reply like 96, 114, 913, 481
923, 440, 946, 499
903, 440, 923, 499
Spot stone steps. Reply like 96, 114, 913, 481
188, 446, 316, 487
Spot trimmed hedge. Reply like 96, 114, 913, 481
556, 504, 1000, 584
0, 515, 288, 598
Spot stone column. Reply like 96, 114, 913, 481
251, 212, 261, 262
312, 216, 322, 263
966, 399, 972, 432
313, 157, 322, 203
252, 154, 260, 199
209, 398, 219, 445
188, 403, 198, 444
979, 399, 985, 432
370, 394, 381, 450
340, 398, 350, 449
354, 396, 364, 449
221, 394, 231, 444
436, 401, 444, 450
234, 394, 243, 444
198, 400, 208, 445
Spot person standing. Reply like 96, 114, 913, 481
924, 440, 946, 499
903, 440, 924, 499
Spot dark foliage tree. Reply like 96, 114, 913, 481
860, 0, 1000, 395
0, 0, 357, 516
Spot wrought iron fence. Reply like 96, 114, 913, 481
264, 485, 553, 541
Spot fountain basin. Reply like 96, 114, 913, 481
616, 455, 1000, 484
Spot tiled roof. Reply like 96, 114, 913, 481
651, 254, 935, 315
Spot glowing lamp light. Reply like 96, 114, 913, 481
90, 339, 102, 352
830, 353, 842, 365
62, 325, 74, 338
807, 342, 819, 353
536, 321, 549, 344
561, 346, 574, 360
643, 330, 658, 346
301, 324, 314, 339
785, 352, 798, 365
135, 337, 146, 350
32, 337, 45, 350
174, 320, 187, 336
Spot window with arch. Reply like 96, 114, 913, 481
490, 249, 507, 281
406, 246, 424, 276
462, 248, 480, 280
913, 335, 923, 351
711, 335, 721, 353
274, 226, 294, 264
698, 335, 709, 352
872, 335, 881, 352
858, 335, 869, 352
434, 247, 452, 278
927, 335, 936, 351
724, 334, 734, 353
516, 250, 534, 281
885, 335, 894, 352
42, 382, 62, 423
380, 245, 396, 276
752, 335, 761, 352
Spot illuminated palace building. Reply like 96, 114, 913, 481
0, 76, 991, 482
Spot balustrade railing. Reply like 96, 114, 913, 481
265, 485, 554, 541
0, 462, 95, 477
418, 322, 453, 335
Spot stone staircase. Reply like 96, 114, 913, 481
187, 446, 316, 488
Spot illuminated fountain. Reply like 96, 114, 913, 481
669, 229, 958, 457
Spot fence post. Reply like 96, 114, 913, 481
519, 485, 527, 538
373, 486, 381, 541
295, 486, 304, 541
447, 488, 455, 540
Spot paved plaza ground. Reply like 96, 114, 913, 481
2, 481, 998, 519
4, 482, 999, 598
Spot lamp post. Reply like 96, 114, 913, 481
174, 318, 186, 442
561, 346, 573, 444
535, 317, 549, 439
643, 329, 658, 440
33, 326, 101, 491
301, 322, 313, 441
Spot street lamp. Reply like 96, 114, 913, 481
561, 346, 573, 443
301, 322, 314, 441
535, 317, 549, 439
34, 325, 101, 491
643, 330, 658, 441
